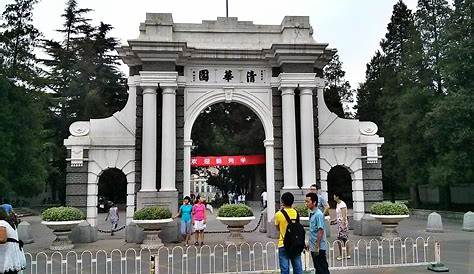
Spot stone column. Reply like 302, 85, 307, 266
264, 140, 276, 226
183, 140, 192, 197
280, 87, 298, 189
140, 86, 158, 193
160, 86, 177, 192
299, 87, 316, 188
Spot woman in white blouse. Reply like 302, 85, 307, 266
0, 207, 26, 274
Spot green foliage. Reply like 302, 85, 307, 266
133, 206, 172, 220
294, 204, 309, 217
0, 0, 42, 86
323, 54, 353, 118
0, 77, 48, 198
217, 204, 254, 217
41, 206, 85, 221
370, 202, 410, 215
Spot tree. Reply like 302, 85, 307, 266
323, 54, 353, 118
0, 0, 41, 86
0, 77, 48, 198
415, 0, 451, 94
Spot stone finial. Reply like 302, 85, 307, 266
462, 211, 474, 232
426, 212, 444, 233
145, 13, 173, 25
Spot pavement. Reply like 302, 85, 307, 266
20, 204, 474, 273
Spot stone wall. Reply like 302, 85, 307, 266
65, 150, 89, 213
134, 88, 143, 196
313, 88, 320, 183
361, 147, 383, 212
272, 87, 284, 202
175, 88, 185, 195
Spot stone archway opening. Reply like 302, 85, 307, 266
98, 168, 127, 209
190, 102, 266, 206
327, 165, 353, 209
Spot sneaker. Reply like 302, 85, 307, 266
194, 242, 199, 246
336, 256, 343, 261
346, 255, 351, 259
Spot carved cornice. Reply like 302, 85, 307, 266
139, 71, 178, 89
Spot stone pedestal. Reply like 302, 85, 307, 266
281, 188, 307, 206
426, 212, 444, 233
17, 221, 34, 244
137, 191, 160, 210
353, 214, 383, 236
157, 191, 179, 243
70, 221, 98, 243
125, 222, 145, 243
462, 211, 474, 232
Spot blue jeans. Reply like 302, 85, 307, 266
278, 247, 303, 274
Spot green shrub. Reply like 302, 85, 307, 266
41, 207, 85, 221
294, 204, 309, 217
218, 204, 254, 217
133, 206, 172, 220
370, 202, 410, 215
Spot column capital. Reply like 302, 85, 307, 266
139, 71, 178, 89
263, 139, 274, 147
281, 88, 295, 96
278, 73, 317, 89
299, 88, 313, 96
162, 87, 176, 95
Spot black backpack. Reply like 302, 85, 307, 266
280, 209, 306, 258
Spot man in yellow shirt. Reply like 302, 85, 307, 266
274, 192, 303, 274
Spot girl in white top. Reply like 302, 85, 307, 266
330, 192, 352, 261
0, 208, 26, 274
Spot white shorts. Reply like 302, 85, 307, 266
194, 220, 206, 231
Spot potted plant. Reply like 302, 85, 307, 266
41, 207, 85, 250
294, 204, 310, 227
370, 202, 410, 238
132, 206, 173, 249
216, 204, 255, 243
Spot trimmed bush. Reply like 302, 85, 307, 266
133, 206, 172, 220
218, 204, 253, 217
370, 202, 409, 215
41, 207, 85, 222
294, 204, 309, 217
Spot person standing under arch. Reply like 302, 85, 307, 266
330, 192, 351, 260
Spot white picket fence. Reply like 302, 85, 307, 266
24, 237, 437, 274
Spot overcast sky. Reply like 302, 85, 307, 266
1, 0, 418, 88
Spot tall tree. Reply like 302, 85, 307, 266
416, 0, 451, 94
0, 0, 41, 86
0, 77, 48, 198
323, 54, 353, 118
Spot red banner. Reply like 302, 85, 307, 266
191, 155, 265, 167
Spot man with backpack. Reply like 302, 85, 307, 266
275, 192, 305, 274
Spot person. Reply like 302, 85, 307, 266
305, 192, 330, 274
261, 190, 267, 208
0, 207, 26, 274
274, 192, 303, 274
315, 184, 330, 216
228, 192, 234, 204
0, 204, 18, 230
330, 192, 351, 260
105, 202, 119, 236
174, 196, 193, 246
192, 196, 207, 246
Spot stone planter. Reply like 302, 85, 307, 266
371, 215, 409, 239
216, 216, 255, 244
41, 220, 83, 250
133, 219, 173, 249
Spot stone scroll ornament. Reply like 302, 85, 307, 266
69, 121, 90, 136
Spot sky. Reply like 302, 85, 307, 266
1, 0, 418, 88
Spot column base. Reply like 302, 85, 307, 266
136, 190, 159, 210
281, 188, 307, 205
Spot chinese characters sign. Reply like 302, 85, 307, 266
188, 67, 268, 84
190, 155, 265, 167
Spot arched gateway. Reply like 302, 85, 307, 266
64, 14, 384, 235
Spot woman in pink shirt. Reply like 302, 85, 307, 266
192, 196, 207, 246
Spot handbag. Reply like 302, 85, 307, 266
0, 226, 7, 244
